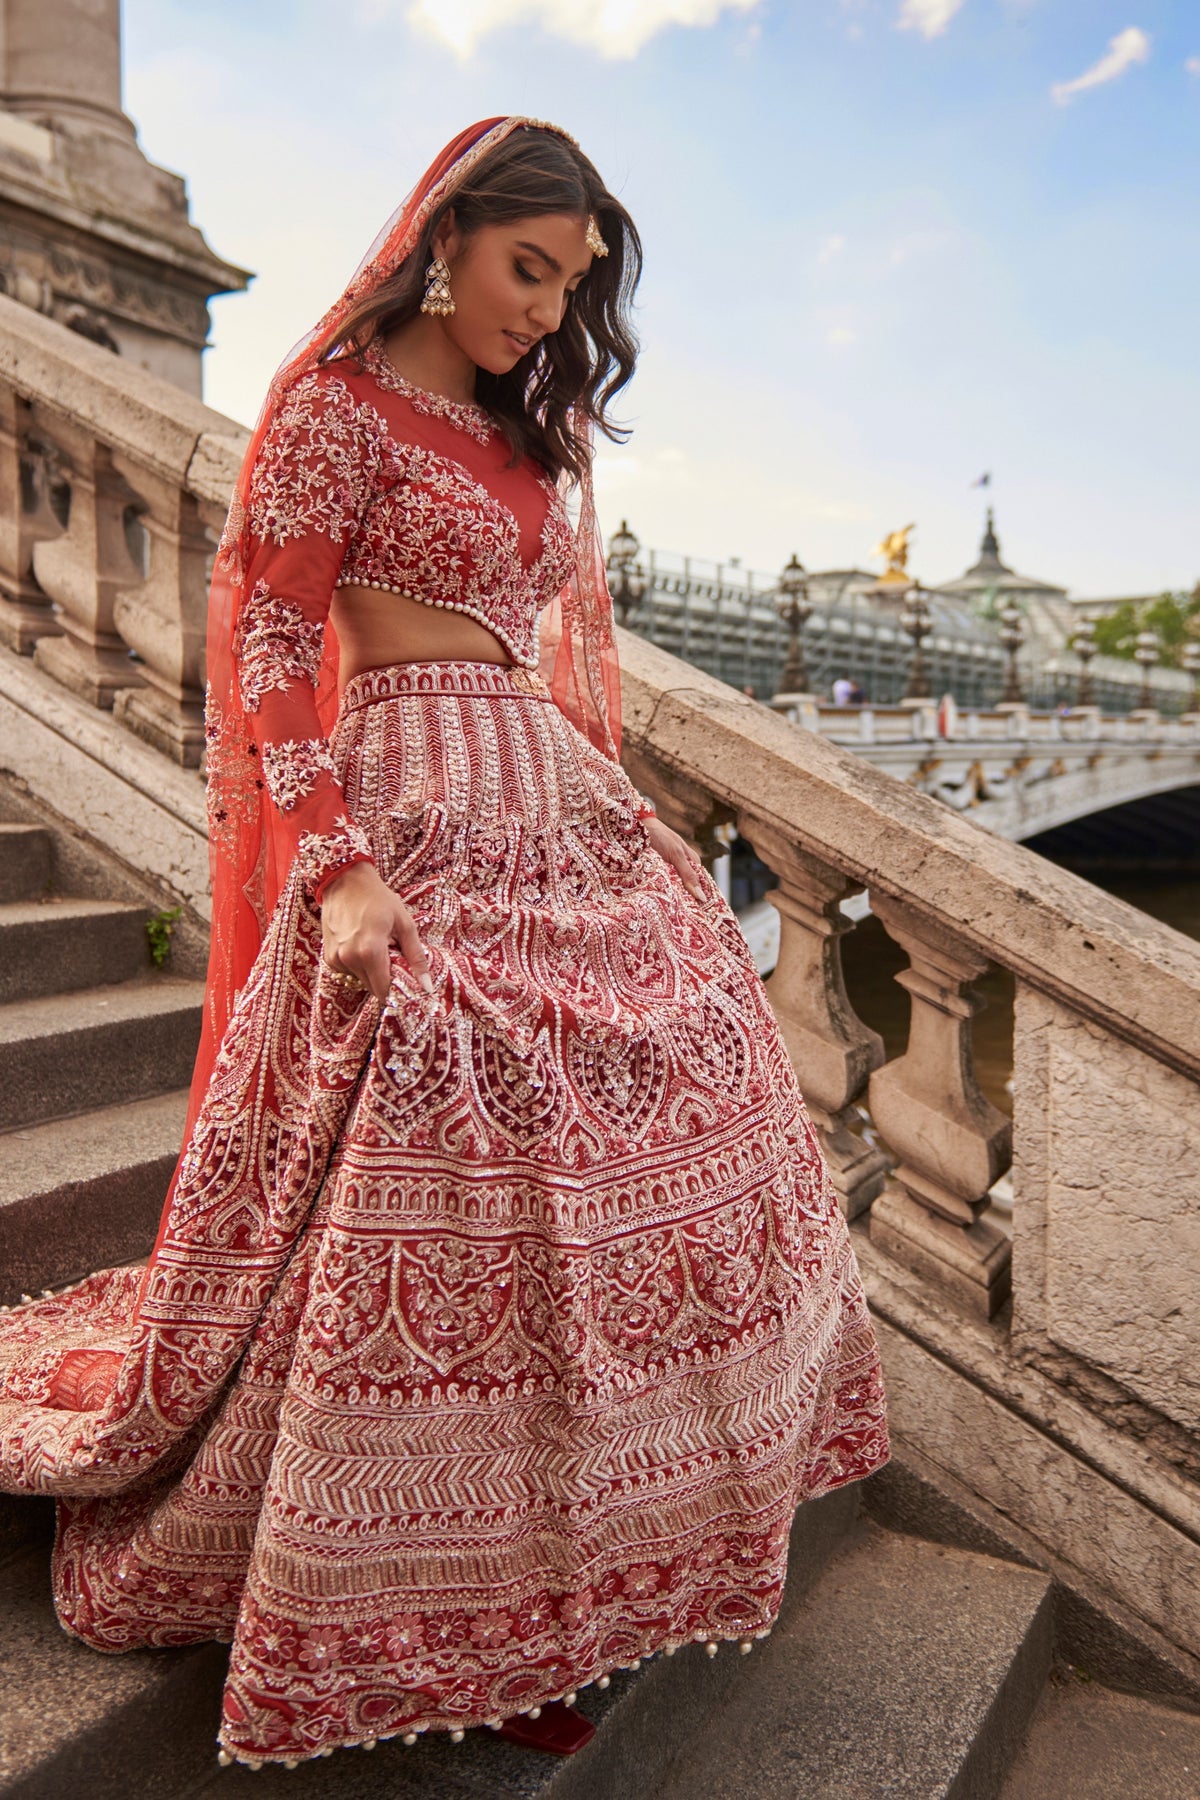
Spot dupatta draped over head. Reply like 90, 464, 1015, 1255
197, 115, 623, 1129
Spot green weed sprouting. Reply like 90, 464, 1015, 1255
146, 905, 183, 968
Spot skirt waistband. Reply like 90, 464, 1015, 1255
339, 660, 552, 714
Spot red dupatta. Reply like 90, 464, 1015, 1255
195, 115, 622, 1140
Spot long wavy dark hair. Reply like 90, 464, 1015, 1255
317, 128, 642, 483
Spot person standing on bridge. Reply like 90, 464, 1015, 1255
0, 117, 887, 1771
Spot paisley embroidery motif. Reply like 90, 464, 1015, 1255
0, 668, 887, 1769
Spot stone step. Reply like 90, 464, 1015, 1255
0, 1089, 188, 1306
998, 1665, 1200, 1799
0, 978, 202, 1133
0, 899, 150, 1005
0, 1542, 228, 1800
185, 1486, 860, 1799
1, 1496, 860, 1800
0, 825, 51, 905
649, 1521, 1054, 1800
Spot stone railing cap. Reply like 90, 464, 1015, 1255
618, 627, 1200, 1077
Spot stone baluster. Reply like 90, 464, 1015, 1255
867, 895, 1012, 1317
740, 818, 889, 1219
109, 452, 212, 766
618, 748, 735, 865
29, 411, 146, 707
0, 388, 65, 653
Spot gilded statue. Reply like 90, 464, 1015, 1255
874, 523, 916, 585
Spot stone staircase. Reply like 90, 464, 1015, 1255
0, 803, 197, 1310
1, 799, 1199, 1799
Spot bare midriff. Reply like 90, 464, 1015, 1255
331, 586, 513, 687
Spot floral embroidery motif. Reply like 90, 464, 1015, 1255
0, 666, 887, 1769
245, 371, 391, 547
361, 341, 497, 444
295, 814, 374, 893
335, 440, 574, 669
261, 738, 337, 813
235, 583, 325, 713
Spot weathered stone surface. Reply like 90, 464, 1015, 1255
0, 1542, 228, 1800
0, 1088, 187, 1303
651, 1521, 1053, 1800
1013, 982, 1200, 1435
0, 647, 209, 919
0, 975, 201, 1131
865, 1287, 1200, 1672
998, 1671, 1200, 1800
0, 897, 148, 1004
0, 822, 49, 902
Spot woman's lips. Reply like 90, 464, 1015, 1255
504, 331, 534, 351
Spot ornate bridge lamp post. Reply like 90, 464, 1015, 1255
775, 552, 813, 697
1181, 640, 1200, 715
605, 520, 647, 625
1071, 618, 1097, 708
998, 595, 1025, 706
1134, 628, 1159, 711
900, 582, 932, 702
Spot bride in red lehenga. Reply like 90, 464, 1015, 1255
0, 117, 887, 1769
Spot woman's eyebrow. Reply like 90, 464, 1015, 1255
515, 240, 590, 280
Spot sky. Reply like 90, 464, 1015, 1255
121, 0, 1200, 597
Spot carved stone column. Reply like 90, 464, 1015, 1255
867, 895, 1012, 1316
30, 415, 145, 707
0, 388, 63, 653
743, 824, 889, 1218
110, 455, 211, 767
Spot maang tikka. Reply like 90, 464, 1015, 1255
421, 256, 455, 316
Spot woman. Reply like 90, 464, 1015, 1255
0, 117, 888, 1770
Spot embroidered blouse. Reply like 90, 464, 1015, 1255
234, 343, 576, 900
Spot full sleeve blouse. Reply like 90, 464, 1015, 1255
237, 369, 389, 901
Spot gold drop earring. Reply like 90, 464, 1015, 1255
420, 256, 455, 317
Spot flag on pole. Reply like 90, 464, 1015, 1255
970, 472, 992, 488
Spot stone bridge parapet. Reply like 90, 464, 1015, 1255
1, 297, 1198, 1697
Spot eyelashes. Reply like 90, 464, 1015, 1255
514, 261, 581, 299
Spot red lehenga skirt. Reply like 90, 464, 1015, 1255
0, 660, 888, 1767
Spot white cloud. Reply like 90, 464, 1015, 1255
1050, 27, 1151, 106
826, 324, 857, 348
1186, 55, 1200, 76
817, 233, 847, 265
402, 0, 760, 59
896, 0, 966, 40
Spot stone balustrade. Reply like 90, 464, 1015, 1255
0, 293, 247, 764
781, 695, 1200, 748
1, 296, 1197, 1691
621, 633, 1200, 1685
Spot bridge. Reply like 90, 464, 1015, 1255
0, 292, 1199, 1791
773, 695, 1200, 841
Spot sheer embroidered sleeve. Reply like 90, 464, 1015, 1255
237, 368, 387, 902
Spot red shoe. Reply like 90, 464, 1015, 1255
496, 1700, 596, 1756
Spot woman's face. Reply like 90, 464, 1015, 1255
433, 211, 595, 373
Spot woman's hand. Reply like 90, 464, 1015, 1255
320, 862, 432, 1003
643, 816, 706, 900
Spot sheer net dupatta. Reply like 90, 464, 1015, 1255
187, 114, 623, 1152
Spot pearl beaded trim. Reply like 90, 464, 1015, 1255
331, 579, 539, 669
212, 1626, 770, 1766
